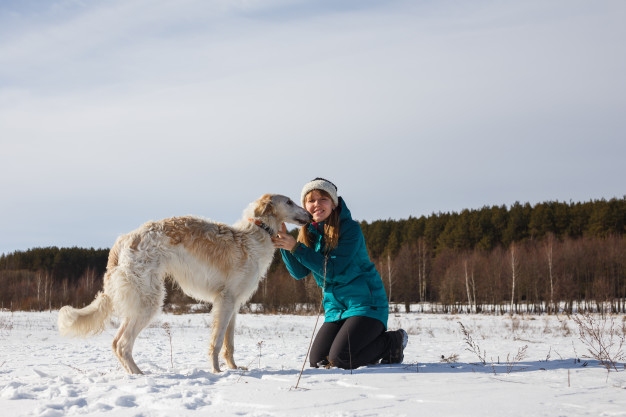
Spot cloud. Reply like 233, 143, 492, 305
1, 0, 625, 253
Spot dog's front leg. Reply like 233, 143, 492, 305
223, 312, 239, 370
208, 295, 236, 373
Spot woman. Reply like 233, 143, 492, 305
272, 178, 408, 369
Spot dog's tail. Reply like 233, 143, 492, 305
58, 235, 125, 337
58, 291, 113, 337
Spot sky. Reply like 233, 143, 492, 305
1, 0, 625, 255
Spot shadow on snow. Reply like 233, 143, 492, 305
231, 358, 620, 379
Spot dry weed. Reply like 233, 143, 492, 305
458, 321, 486, 365
440, 353, 460, 363
0, 316, 13, 337
572, 313, 625, 373
506, 345, 528, 374
162, 322, 174, 368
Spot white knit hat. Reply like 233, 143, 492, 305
301, 178, 338, 207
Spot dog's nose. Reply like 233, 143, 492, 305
307, 213, 313, 221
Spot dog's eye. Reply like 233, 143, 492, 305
287, 200, 294, 206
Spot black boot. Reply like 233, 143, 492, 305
380, 329, 408, 364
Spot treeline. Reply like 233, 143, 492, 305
0, 247, 109, 310
360, 197, 626, 258
1, 198, 624, 313
253, 197, 626, 314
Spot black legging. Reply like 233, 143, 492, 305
309, 316, 391, 369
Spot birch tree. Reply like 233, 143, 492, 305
464, 258, 476, 313
417, 237, 427, 303
510, 243, 518, 315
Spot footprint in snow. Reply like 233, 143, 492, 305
115, 395, 138, 407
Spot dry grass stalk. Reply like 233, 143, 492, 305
257, 341, 264, 368
506, 345, 528, 374
162, 322, 174, 369
572, 313, 625, 373
458, 321, 486, 365
0, 316, 13, 338
440, 353, 459, 363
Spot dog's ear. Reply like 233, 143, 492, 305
254, 194, 276, 217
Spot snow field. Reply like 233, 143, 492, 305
1, 311, 625, 417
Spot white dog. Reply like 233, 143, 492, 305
58, 194, 311, 374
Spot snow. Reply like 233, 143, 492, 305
1, 310, 625, 417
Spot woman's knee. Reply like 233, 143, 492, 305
310, 343, 331, 367
310, 353, 327, 368
328, 351, 354, 369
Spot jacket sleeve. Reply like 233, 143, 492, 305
289, 220, 362, 284
280, 248, 311, 279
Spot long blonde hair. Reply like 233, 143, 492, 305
298, 189, 340, 253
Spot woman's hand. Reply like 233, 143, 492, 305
272, 223, 297, 251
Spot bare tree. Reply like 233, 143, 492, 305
545, 234, 555, 314
464, 258, 476, 313
392, 243, 417, 312
386, 253, 396, 303
417, 237, 427, 303
62, 279, 69, 305
36, 272, 42, 308
510, 243, 518, 315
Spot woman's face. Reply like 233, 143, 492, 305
305, 190, 335, 222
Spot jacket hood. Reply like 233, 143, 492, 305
337, 197, 352, 222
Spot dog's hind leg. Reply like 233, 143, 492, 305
112, 312, 154, 374
208, 292, 237, 373
112, 318, 129, 370
223, 311, 239, 370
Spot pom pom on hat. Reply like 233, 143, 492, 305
301, 178, 338, 207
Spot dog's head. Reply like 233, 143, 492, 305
253, 194, 312, 226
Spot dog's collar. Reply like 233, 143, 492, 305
248, 218, 274, 236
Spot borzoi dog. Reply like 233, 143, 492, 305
58, 194, 311, 374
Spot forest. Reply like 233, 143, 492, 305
1, 197, 624, 314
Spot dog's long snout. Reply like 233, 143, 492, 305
293, 209, 313, 226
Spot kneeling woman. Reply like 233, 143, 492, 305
272, 178, 407, 369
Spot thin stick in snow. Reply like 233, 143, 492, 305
293, 255, 329, 390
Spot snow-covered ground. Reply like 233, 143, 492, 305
1, 310, 624, 417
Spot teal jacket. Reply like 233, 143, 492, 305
280, 198, 389, 328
